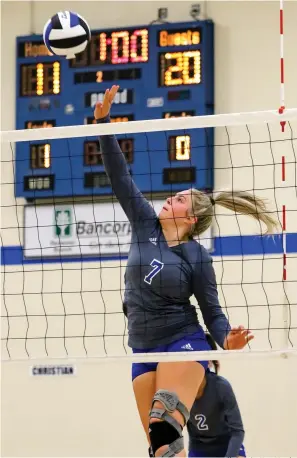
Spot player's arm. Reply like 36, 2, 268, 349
192, 248, 231, 348
219, 379, 245, 457
94, 85, 156, 226
192, 248, 254, 350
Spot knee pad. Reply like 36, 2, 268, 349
148, 390, 190, 457
149, 422, 181, 457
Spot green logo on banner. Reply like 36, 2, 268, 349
54, 209, 72, 237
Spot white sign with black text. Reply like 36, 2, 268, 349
30, 365, 76, 376
24, 201, 213, 258
86, 88, 133, 107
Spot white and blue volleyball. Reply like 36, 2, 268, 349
43, 11, 90, 59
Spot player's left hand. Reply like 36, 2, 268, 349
223, 325, 254, 350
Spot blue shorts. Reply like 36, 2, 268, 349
188, 443, 246, 457
132, 329, 211, 381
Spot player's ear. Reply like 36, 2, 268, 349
186, 215, 197, 225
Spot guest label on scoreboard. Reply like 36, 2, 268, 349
158, 28, 201, 47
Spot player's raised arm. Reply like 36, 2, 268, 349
94, 85, 156, 227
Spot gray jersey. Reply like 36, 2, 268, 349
98, 117, 231, 349
187, 372, 244, 457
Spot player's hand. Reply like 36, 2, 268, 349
223, 325, 254, 350
94, 85, 120, 120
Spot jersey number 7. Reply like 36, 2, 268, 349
144, 259, 164, 285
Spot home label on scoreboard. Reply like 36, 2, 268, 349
18, 40, 50, 58
16, 20, 214, 199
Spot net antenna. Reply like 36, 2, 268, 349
278, 0, 291, 349
1, 109, 297, 363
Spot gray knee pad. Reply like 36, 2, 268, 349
149, 390, 190, 457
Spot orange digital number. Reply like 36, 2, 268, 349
30, 144, 51, 169
96, 71, 103, 83
163, 51, 201, 86
175, 136, 190, 160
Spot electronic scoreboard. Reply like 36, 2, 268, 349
15, 20, 214, 199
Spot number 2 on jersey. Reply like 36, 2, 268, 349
144, 259, 164, 285
195, 414, 209, 431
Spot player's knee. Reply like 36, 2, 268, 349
150, 399, 184, 426
149, 421, 181, 457
148, 389, 190, 457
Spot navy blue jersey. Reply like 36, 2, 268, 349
187, 372, 244, 457
98, 117, 231, 349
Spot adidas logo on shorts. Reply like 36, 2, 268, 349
181, 343, 194, 350
149, 238, 158, 245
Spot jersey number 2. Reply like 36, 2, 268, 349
195, 414, 209, 431
144, 259, 164, 285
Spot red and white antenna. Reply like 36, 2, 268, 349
279, 0, 289, 347
279, 0, 286, 281
279, 0, 286, 132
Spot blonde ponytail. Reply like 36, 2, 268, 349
214, 191, 279, 234
188, 189, 279, 236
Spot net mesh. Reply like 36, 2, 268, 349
1, 111, 297, 361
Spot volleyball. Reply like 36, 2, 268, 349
43, 11, 90, 59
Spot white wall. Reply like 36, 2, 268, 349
1, 1, 297, 457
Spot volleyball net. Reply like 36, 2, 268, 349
1, 109, 297, 362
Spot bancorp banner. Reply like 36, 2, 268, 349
24, 201, 213, 258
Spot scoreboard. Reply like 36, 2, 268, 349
15, 20, 214, 199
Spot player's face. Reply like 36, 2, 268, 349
159, 190, 195, 226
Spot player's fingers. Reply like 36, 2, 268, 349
246, 334, 255, 343
101, 89, 111, 114
231, 327, 243, 335
94, 102, 103, 119
238, 332, 253, 343
103, 88, 110, 103
108, 85, 116, 101
109, 85, 119, 102
233, 326, 250, 336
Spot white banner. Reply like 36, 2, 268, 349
24, 201, 212, 258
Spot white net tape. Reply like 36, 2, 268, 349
2, 108, 297, 142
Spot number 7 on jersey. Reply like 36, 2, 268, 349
144, 259, 164, 285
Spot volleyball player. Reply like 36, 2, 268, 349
94, 85, 277, 457
187, 333, 246, 458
